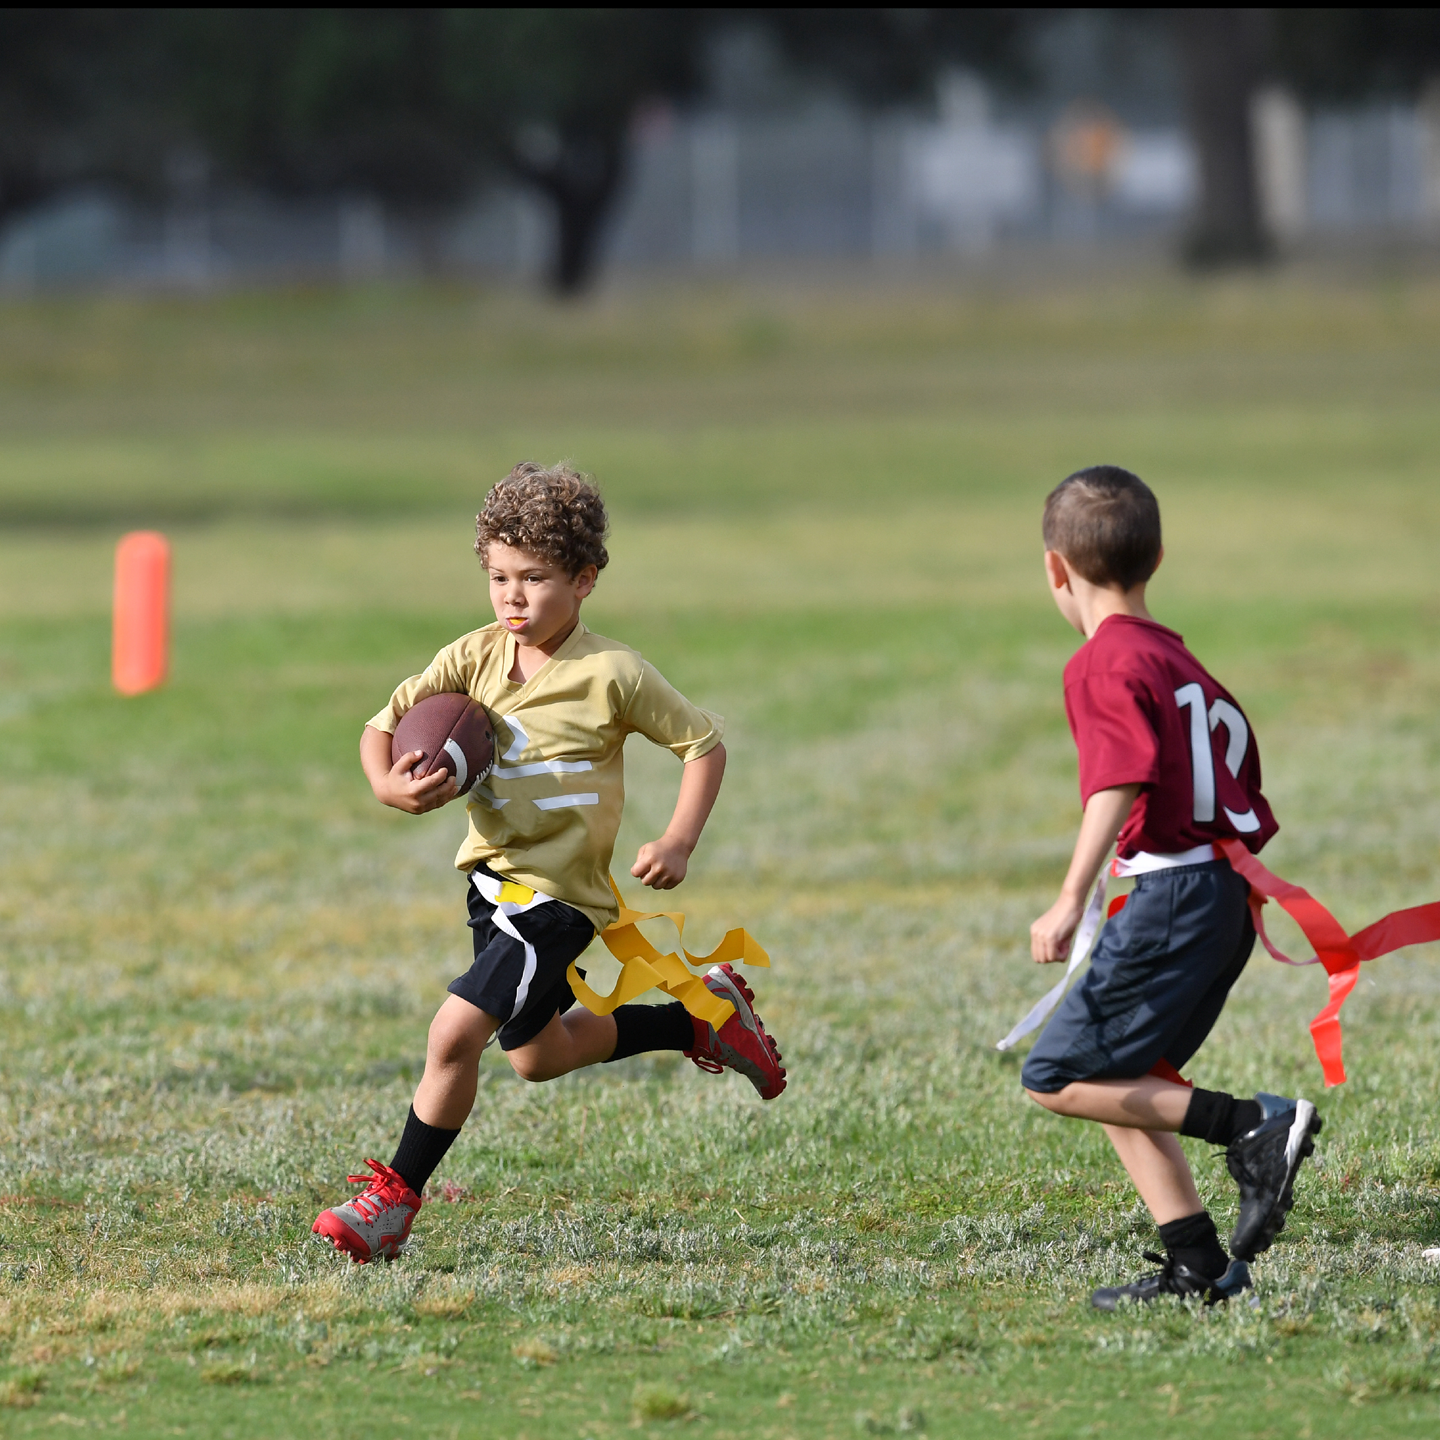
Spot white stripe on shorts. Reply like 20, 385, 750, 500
469, 871, 560, 1025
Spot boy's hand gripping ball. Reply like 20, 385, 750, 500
391, 694, 494, 795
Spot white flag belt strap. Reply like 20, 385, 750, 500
994, 870, 1110, 1053
470, 869, 557, 915
1110, 844, 1218, 877
994, 844, 1223, 1053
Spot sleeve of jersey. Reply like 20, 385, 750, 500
622, 660, 725, 761
365, 640, 475, 734
1066, 674, 1161, 802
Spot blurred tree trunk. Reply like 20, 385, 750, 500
1174, 8, 1271, 265
512, 132, 626, 295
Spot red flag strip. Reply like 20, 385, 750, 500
1216, 838, 1440, 1087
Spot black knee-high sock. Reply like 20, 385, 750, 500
1157, 1210, 1230, 1280
390, 1107, 460, 1196
603, 1002, 694, 1062
1179, 1088, 1263, 1146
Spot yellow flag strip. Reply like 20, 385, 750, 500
566, 876, 769, 1028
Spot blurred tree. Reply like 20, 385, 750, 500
0, 8, 1048, 292
22, 9, 1439, 292
160, 8, 706, 293
1172, 8, 1440, 267
755, 8, 1032, 103
165, 7, 1029, 292
1172, 8, 1271, 265
440, 9, 706, 293
0, 9, 172, 230
155, 7, 480, 273
1271, 9, 1440, 103
161, 10, 473, 207
0, 8, 705, 293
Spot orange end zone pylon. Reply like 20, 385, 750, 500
112, 531, 171, 695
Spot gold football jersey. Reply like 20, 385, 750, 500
368, 622, 723, 931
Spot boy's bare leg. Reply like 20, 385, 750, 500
505, 1008, 619, 1082
414, 1000, 654, 1124
1025, 1075, 1193, 1131
1101, 1124, 1204, 1225
412, 994, 503, 1128
314, 993, 502, 1260
1029, 1077, 1204, 1225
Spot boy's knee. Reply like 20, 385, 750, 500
427, 1007, 490, 1067
505, 1048, 557, 1083
1025, 1085, 1071, 1115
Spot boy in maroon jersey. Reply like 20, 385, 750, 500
1021, 465, 1322, 1309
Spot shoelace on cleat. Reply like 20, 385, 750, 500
1137, 1250, 1215, 1296
343, 1161, 404, 1224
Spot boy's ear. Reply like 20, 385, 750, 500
574, 564, 599, 599
1043, 549, 1072, 592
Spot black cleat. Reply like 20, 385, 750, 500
1091, 1251, 1252, 1311
1227, 1092, 1322, 1261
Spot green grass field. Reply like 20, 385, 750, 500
4, 261, 1440, 1437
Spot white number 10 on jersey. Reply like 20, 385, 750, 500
1174, 682, 1262, 833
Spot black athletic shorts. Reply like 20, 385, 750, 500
447, 864, 597, 1051
1020, 859, 1255, 1093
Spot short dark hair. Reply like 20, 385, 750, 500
1042, 465, 1161, 590
474, 461, 609, 577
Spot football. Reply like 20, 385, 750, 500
391, 693, 494, 796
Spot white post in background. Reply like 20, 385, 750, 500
511, 191, 549, 279
339, 197, 387, 280
870, 118, 917, 260
0, 224, 38, 293
163, 149, 212, 288
691, 116, 739, 266
907, 71, 1035, 255
1252, 87, 1308, 244
1419, 80, 1440, 232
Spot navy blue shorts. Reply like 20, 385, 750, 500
447, 865, 597, 1051
1020, 860, 1255, 1093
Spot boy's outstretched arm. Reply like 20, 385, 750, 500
632, 742, 726, 890
360, 723, 459, 814
1031, 783, 1141, 963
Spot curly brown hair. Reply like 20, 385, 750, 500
474, 462, 610, 577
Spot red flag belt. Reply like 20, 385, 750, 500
1209, 838, 1440, 1087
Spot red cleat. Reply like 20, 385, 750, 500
686, 964, 787, 1100
312, 1160, 421, 1263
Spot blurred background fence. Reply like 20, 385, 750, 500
1, 9, 1439, 292
5, 84, 1439, 291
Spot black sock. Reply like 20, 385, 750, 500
1157, 1210, 1230, 1281
604, 1002, 694, 1062
389, 1107, 460, 1196
1179, 1088, 1264, 1146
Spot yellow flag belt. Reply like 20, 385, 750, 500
565, 876, 769, 1029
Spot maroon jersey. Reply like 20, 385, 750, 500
1063, 615, 1277, 858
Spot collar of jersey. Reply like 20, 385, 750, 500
500, 619, 589, 701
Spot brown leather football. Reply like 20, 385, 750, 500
391, 693, 494, 795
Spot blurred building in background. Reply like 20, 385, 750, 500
2, 12, 1438, 292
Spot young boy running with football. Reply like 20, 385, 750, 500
314, 463, 786, 1262
1021, 465, 1323, 1308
